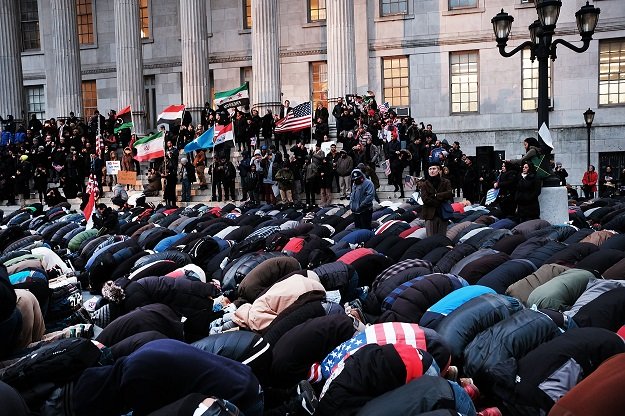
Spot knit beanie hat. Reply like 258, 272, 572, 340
101, 281, 125, 303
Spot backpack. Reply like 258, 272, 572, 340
0, 338, 102, 405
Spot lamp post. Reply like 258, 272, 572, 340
584, 108, 595, 173
491, 1, 600, 185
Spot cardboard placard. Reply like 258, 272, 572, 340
117, 170, 137, 185
106, 161, 121, 175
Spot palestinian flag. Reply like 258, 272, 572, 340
157, 105, 185, 125
214, 82, 250, 110
114, 106, 133, 133
133, 131, 165, 162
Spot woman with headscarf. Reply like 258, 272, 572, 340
508, 137, 541, 167
515, 162, 542, 223
494, 161, 519, 218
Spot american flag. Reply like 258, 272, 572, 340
404, 175, 419, 190
315, 322, 428, 381
95, 135, 103, 155
275, 102, 312, 133
378, 102, 390, 114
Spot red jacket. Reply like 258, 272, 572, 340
582, 171, 598, 192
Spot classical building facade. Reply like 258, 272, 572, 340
2, 0, 625, 182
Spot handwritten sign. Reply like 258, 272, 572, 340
117, 170, 137, 185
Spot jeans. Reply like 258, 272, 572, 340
181, 178, 191, 202
339, 175, 351, 197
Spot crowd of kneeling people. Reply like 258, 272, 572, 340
2, 184, 625, 416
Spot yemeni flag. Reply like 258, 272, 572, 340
157, 105, 185, 125
213, 123, 234, 146
114, 106, 133, 133
133, 131, 165, 162
214, 82, 250, 110
83, 174, 100, 229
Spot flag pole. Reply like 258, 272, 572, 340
310, 101, 313, 146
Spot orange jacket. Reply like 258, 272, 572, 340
582, 171, 598, 192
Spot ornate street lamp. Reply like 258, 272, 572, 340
491, 2, 600, 185
584, 108, 595, 173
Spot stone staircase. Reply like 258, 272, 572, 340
5, 143, 416, 213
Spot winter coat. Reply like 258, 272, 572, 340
237, 256, 302, 305
435, 293, 524, 364
548, 353, 625, 416
579, 230, 617, 246
511, 238, 567, 269
491, 234, 527, 255
349, 177, 375, 214
399, 235, 453, 262
572, 286, 625, 331
379, 274, 467, 324
232, 274, 325, 332
491, 328, 625, 414
335, 154, 354, 176
456, 251, 512, 285
356, 376, 471, 416
270, 314, 355, 387
463, 309, 561, 385
575, 248, 625, 275
543, 242, 599, 267
506, 263, 570, 305
419, 177, 453, 221
317, 343, 435, 416
420, 285, 496, 330
526, 268, 595, 311
564, 279, 625, 320
433, 243, 478, 274
515, 173, 541, 220
476, 259, 537, 294
582, 170, 598, 192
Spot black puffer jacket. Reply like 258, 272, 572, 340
399, 235, 453, 262
433, 243, 478, 274
121, 276, 219, 317
463, 309, 560, 386
313, 261, 355, 293
221, 252, 286, 292
476, 259, 537, 294
435, 293, 524, 363
543, 242, 599, 267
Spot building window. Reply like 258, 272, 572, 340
382, 57, 409, 107
310, 62, 328, 108
450, 51, 479, 113
521, 48, 552, 111
145, 75, 156, 130
449, 0, 478, 10
76, 0, 94, 45
139, 0, 150, 39
82, 80, 98, 118
380, 0, 408, 16
20, 0, 40, 51
243, 0, 252, 29
309, 0, 327, 22
599, 39, 625, 106
26, 86, 46, 121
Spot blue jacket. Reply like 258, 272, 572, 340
349, 177, 375, 213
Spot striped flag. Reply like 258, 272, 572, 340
214, 82, 250, 110
83, 174, 100, 229
275, 102, 312, 133
485, 188, 500, 205
378, 102, 390, 114
95, 135, 103, 155
213, 123, 234, 146
157, 105, 185, 125
404, 175, 418, 190
114, 105, 133, 133
133, 131, 165, 162
317, 322, 428, 380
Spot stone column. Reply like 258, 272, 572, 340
49, 0, 83, 120
0, 0, 24, 122
326, 0, 356, 130
114, 0, 146, 135
251, 0, 281, 114
180, 0, 209, 125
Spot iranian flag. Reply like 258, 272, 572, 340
213, 123, 234, 146
157, 105, 185, 125
114, 105, 133, 133
214, 83, 250, 110
134, 131, 165, 162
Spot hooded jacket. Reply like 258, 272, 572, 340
349, 169, 375, 213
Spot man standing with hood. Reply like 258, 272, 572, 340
418, 162, 453, 237
350, 169, 375, 229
